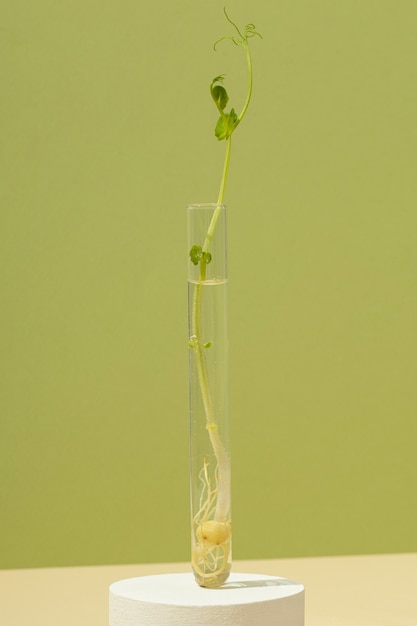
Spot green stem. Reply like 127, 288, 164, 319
217, 136, 232, 206
193, 134, 231, 418
191, 252, 230, 522
191, 281, 213, 424
202, 37, 253, 255
193, 134, 231, 429
202, 137, 232, 255
191, 19, 257, 526
235, 43, 252, 128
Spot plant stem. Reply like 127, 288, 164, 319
202, 38, 252, 254
235, 43, 253, 129
191, 229, 230, 522
202, 137, 232, 255
190, 19, 259, 575
191, 37, 254, 523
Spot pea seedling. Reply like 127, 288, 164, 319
188, 9, 261, 587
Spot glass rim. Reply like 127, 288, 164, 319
187, 203, 226, 209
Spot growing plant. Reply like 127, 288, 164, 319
188, 9, 261, 588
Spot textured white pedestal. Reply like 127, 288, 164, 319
109, 572, 304, 625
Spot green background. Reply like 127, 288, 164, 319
1, 0, 416, 569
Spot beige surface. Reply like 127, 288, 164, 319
0, 554, 416, 625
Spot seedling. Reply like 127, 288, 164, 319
188, 8, 261, 588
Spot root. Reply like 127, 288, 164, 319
192, 457, 231, 587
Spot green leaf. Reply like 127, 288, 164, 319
211, 85, 229, 110
228, 107, 238, 128
189, 244, 203, 265
210, 76, 229, 113
214, 108, 238, 141
214, 116, 228, 140
189, 245, 212, 266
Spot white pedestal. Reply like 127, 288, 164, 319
109, 572, 304, 625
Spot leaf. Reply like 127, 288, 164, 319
228, 107, 238, 128
214, 116, 228, 141
214, 108, 238, 141
210, 76, 229, 111
211, 85, 229, 110
189, 244, 203, 265
190, 246, 212, 265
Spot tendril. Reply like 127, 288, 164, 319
214, 7, 262, 50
